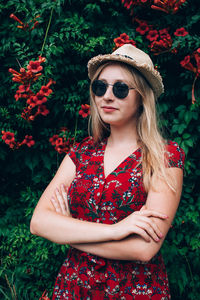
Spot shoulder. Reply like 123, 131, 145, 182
68, 136, 97, 165
71, 136, 95, 152
165, 140, 185, 170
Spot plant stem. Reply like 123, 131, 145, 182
16, 58, 22, 68
73, 116, 78, 144
4, 275, 16, 300
184, 255, 194, 288
40, 6, 54, 56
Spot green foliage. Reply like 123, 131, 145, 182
0, 0, 199, 298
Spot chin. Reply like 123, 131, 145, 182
103, 119, 124, 127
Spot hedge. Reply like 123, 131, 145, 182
0, 0, 199, 299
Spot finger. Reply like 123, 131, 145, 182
140, 205, 147, 211
137, 215, 164, 239
61, 184, 71, 217
147, 219, 163, 238
137, 210, 168, 219
51, 196, 61, 213
136, 220, 161, 242
132, 226, 151, 242
61, 184, 69, 209
55, 188, 67, 215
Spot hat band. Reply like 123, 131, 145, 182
115, 53, 135, 61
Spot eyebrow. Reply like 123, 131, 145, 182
98, 78, 133, 87
98, 78, 129, 84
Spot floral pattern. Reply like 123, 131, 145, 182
52, 137, 185, 299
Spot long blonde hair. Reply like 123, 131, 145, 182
89, 62, 175, 192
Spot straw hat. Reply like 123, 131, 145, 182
87, 44, 164, 99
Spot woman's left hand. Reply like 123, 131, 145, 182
51, 184, 71, 217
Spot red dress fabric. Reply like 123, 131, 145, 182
52, 137, 185, 299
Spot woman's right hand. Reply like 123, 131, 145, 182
112, 207, 168, 243
50, 184, 71, 217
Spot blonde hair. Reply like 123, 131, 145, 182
89, 62, 175, 192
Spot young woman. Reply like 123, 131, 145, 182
30, 44, 185, 299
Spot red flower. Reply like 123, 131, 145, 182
55, 137, 63, 146
38, 56, 45, 63
39, 290, 50, 300
150, 36, 173, 55
27, 61, 43, 73
180, 50, 200, 75
15, 91, 23, 101
55, 138, 74, 154
49, 131, 74, 154
9, 56, 53, 122
151, 0, 186, 14
121, 0, 135, 9
21, 135, 35, 147
79, 104, 90, 118
180, 55, 196, 73
18, 85, 27, 93
114, 33, 136, 49
146, 30, 159, 41
174, 27, 188, 36
31, 21, 39, 30
10, 14, 23, 25
49, 135, 59, 145
27, 96, 38, 108
122, 0, 149, 10
194, 48, 200, 75
180, 49, 200, 103
37, 105, 49, 116
9, 66, 42, 85
1, 131, 15, 145
40, 86, 53, 96
10, 13, 40, 31
33, 92, 47, 105
159, 28, 170, 38
136, 22, 149, 35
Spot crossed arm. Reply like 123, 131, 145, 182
30, 154, 183, 262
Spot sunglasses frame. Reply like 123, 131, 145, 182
91, 80, 135, 99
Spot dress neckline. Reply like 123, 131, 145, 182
100, 138, 141, 180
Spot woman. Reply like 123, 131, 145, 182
30, 44, 185, 299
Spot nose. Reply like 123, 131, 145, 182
103, 85, 114, 101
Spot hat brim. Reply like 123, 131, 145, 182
88, 54, 164, 99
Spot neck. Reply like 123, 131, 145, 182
108, 123, 139, 147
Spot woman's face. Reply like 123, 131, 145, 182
93, 64, 141, 129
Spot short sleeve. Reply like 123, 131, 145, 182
67, 136, 93, 167
68, 141, 80, 166
165, 141, 185, 170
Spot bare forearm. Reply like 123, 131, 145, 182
30, 209, 115, 244
71, 235, 162, 262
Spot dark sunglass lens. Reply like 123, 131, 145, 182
113, 82, 129, 99
92, 80, 106, 97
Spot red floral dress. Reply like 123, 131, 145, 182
52, 137, 185, 300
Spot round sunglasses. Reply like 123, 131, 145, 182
91, 80, 135, 99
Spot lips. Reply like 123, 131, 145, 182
101, 106, 118, 112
